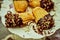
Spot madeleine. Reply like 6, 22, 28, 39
28, 0, 40, 7
14, 1, 28, 12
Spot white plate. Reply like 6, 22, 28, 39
1, 0, 60, 39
